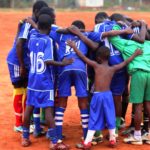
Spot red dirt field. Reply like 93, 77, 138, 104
0, 10, 150, 150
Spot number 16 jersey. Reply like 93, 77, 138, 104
27, 31, 54, 91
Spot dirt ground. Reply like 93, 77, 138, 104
0, 10, 150, 150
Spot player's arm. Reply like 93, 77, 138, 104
45, 58, 73, 66
67, 25, 99, 50
16, 22, 31, 77
67, 40, 98, 68
102, 27, 133, 38
112, 49, 142, 71
131, 21, 147, 43
146, 29, 150, 40
16, 38, 27, 77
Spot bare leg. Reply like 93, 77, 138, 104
22, 105, 34, 147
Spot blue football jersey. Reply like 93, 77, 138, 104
27, 32, 54, 91
7, 22, 32, 67
94, 20, 125, 67
50, 31, 88, 73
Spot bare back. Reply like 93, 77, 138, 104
94, 63, 115, 92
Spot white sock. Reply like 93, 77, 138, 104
109, 128, 116, 141
134, 130, 141, 140
84, 130, 95, 145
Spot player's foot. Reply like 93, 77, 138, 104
33, 128, 46, 138
105, 133, 118, 141
76, 142, 91, 150
14, 126, 23, 132
21, 138, 31, 147
120, 117, 126, 129
142, 132, 150, 144
46, 132, 66, 140
109, 139, 117, 148
50, 141, 70, 150
122, 126, 134, 136
123, 134, 143, 145
91, 134, 103, 145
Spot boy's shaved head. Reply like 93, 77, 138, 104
38, 14, 52, 30
96, 46, 110, 61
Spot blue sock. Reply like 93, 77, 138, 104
80, 109, 89, 139
23, 126, 29, 139
55, 107, 65, 140
47, 128, 58, 144
33, 108, 41, 132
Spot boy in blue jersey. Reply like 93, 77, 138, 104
6, 0, 48, 132
67, 40, 142, 149
22, 14, 72, 149
50, 20, 90, 142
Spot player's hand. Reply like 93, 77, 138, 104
124, 27, 134, 34
134, 49, 143, 56
62, 58, 74, 66
67, 25, 82, 35
26, 17, 36, 27
66, 40, 76, 49
131, 21, 141, 27
20, 65, 27, 78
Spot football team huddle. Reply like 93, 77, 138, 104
6, 1, 150, 150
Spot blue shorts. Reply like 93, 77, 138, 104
110, 71, 126, 96
88, 91, 116, 130
26, 89, 54, 108
7, 63, 29, 85
58, 70, 88, 97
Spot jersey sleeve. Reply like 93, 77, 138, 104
43, 38, 54, 62
87, 31, 104, 42
18, 22, 31, 39
51, 24, 59, 31
49, 30, 61, 43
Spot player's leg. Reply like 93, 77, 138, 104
45, 107, 70, 149
56, 71, 71, 141
121, 74, 130, 128
113, 95, 122, 135
104, 91, 116, 147
22, 105, 34, 147
55, 97, 68, 141
142, 101, 150, 144
73, 70, 89, 139
122, 104, 135, 135
82, 92, 106, 149
111, 72, 126, 136
45, 107, 58, 148
78, 97, 89, 139
142, 72, 150, 144
33, 107, 45, 137
7, 63, 25, 132
124, 70, 145, 145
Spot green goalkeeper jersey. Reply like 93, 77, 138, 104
109, 25, 150, 74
